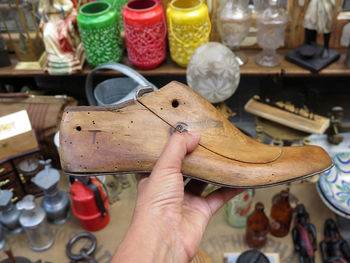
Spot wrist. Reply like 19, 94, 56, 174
113, 214, 189, 263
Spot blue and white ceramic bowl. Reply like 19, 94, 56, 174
318, 152, 350, 216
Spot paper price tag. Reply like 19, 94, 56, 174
0, 110, 32, 141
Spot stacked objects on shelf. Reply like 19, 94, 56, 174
77, 0, 211, 68
0, 132, 43, 202
0, 160, 72, 255
1, 0, 347, 73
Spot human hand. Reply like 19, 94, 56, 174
113, 132, 243, 263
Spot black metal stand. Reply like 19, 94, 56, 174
286, 44, 340, 73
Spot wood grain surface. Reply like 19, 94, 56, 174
60, 81, 333, 188
255, 117, 310, 141
245, 98, 330, 134
0, 131, 39, 162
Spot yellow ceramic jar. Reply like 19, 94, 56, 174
166, 0, 211, 67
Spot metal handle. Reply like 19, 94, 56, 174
82, 250, 97, 263
66, 232, 97, 262
85, 63, 158, 106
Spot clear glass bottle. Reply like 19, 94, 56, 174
245, 202, 269, 248
270, 189, 293, 237
216, 0, 252, 65
253, 0, 269, 13
225, 189, 254, 228
256, 0, 288, 67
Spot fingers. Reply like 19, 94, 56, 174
185, 179, 208, 196
205, 188, 245, 215
150, 131, 201, 179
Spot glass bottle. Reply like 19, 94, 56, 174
270, 189, 293, 237
253, 0, 269, 13
245, 202, 269, 248
225, 189, 254, 228
216, 0, 252, 66
256, 0, 288, 67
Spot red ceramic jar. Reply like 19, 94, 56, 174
122, 0, 167, 69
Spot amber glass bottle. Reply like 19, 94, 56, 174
245, 202, 269, 248
270, 189, 293, 237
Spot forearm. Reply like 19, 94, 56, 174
113, 233, 173, 263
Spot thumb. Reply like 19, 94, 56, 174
150, 131, 200, 179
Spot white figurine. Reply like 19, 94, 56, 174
39, 0, 84, 74
302, 0, 336, 58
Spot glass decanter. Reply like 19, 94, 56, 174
216, 0, 252, 66
256, 0, 288, 67
253, 0, 269, 13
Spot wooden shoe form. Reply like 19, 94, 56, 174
60, 81, 333, 188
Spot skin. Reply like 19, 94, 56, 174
112, 131, 243, 263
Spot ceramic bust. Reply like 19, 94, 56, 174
39, 0, 85, 74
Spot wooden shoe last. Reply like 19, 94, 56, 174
60, 81, 333, 188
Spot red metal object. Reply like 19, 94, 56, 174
122, 0, 167, 69
70, 178, 109, 231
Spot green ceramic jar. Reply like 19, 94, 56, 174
99, 0, 130, 31
77, 1, 123, 66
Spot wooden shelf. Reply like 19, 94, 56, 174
1, 49, 350, 78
